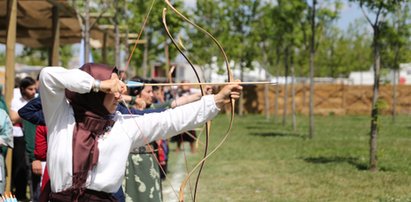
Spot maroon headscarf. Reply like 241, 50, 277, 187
65, 63, 118, 200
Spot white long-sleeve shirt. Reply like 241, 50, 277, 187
39, 67, 220, 193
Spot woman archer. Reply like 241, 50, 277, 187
39, 63, 242, 202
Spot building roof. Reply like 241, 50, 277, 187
0, 0, 111, 48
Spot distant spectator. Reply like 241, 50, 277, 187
0, 109, 14, 195
10, 76, 37, 201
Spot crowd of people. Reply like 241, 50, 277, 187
0, 63, 242, 202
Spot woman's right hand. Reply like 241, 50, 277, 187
32, 160, 42, 176
99, 73, 127, 95
135, 98, 146, 110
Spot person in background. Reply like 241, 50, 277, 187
9, 76, 37, 201
0, 85, 8, 114
0, 109, 14, 195
122, 78, 212, 201
151, 82, 212, 179
0, 85, 14, 196
171, 81, 205, 153
151, 85, 169, 181
122, 78, 163, 201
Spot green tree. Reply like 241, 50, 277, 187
349, 0, 407, 172
0, 51, 4, 65
271, 0, 308, 127
314, 20, 373, 78
187, 0, 262, 116
304, 0, 341, 138
379, 2, 411, 122
75, 0, 186, 77
255, 2, 282, 123
190, 0, 261, 76
344, 20, 373, 74
16, 45, 73, 67
255, 2, 279, 120
125, 0, 186, 77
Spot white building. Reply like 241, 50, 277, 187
348, 63, 411, 85
387, 63, 411, 85
348, 70, 375, 85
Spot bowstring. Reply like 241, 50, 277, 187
163, 1, 236, 201
119, 0, 180, 199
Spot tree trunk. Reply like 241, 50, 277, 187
262, 50, 270, 120
264, 82, 270, 120
391, 19, 401, 123
282, 47, 289, 126
102, 32, 108, 64
84, 0, 90, 64
124, 29, 131, 77
391, 69, 398, 123
239, 63, 245, 116
291, 51, 296, 131
274, 46, 281, 124
49, 6, 60, 66
114, 0, 120, 68
5, 0, 17, 192
308, 0, 316, 139
369, 28, 380, 172
142, 34, 148, 77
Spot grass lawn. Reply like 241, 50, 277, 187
164, 114, 411, 202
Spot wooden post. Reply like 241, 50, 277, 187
114, 0, 120, 68
84, 0, 90, 64
49, 6, 60, 66
264, 83, 269, 119
142, 36, 148, 77
5, 0, 17, 193
102, 31, 108, 64
341, 81, 346, 114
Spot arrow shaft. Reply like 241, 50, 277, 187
126, 81, 276, 87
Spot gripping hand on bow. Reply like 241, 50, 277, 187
99, 73, 127, 96
213, 80, 243, 109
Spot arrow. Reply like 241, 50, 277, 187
126, 81, 277, 87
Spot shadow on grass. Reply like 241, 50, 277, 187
250, 131, 304, 138
246, 126, 273, 130
303, 156, 369, 171
303, 156, 394, 172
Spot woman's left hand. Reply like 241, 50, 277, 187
213, 80, 243, 108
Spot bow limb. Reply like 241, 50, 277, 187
164, 0, 233, 80
123, 0, 156, 73
167, 65, 176, 83
162, 8, 210, 202
163, 2, 236, 201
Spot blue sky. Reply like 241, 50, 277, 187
336, 1, 364, 30
183, 0, 364, 31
